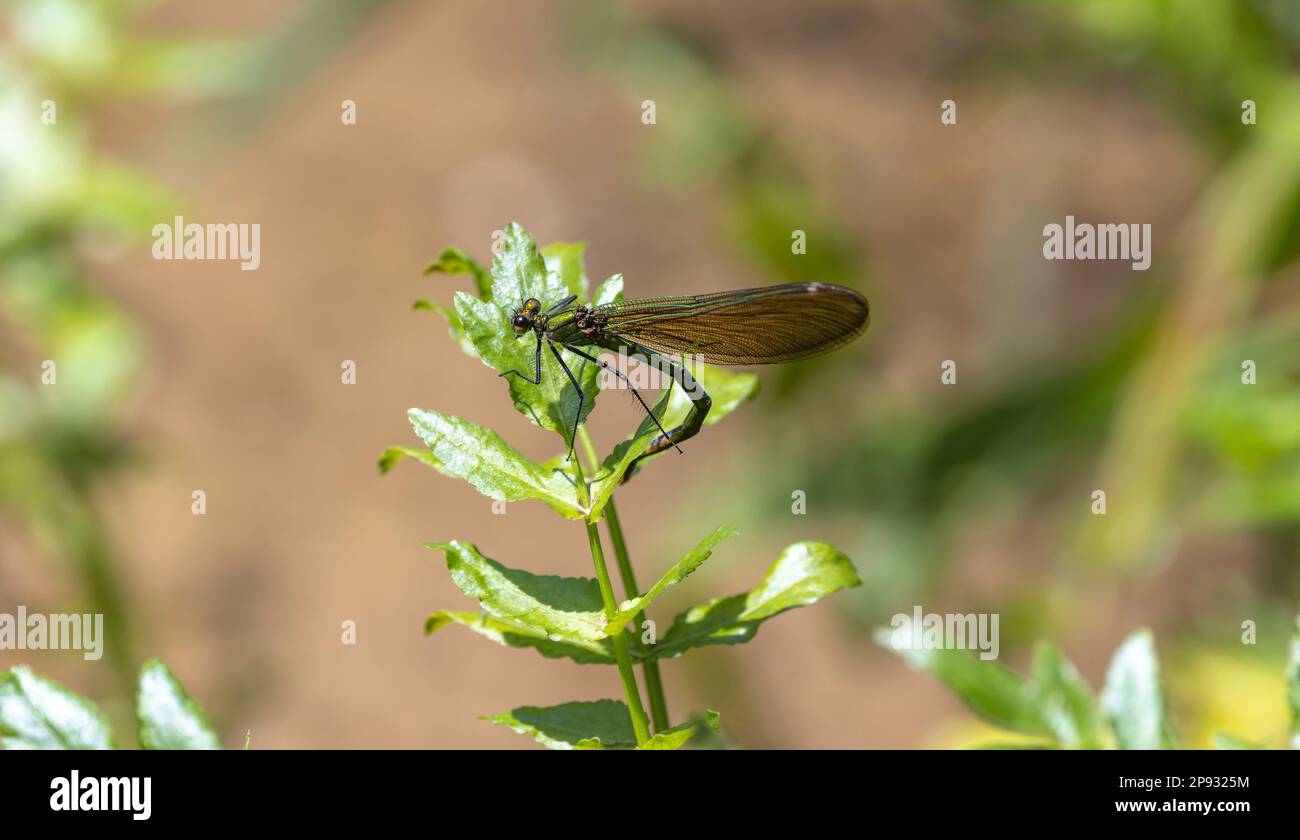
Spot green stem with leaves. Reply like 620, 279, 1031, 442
572, 449, 651, 746
605, 504, 670, 731
396, 223, 860, 749
585, 521, 651, 745
578, 427, 670, 731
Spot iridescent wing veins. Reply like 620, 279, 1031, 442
586, 283, 869, 364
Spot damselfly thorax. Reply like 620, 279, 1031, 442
511, 297, 611, 347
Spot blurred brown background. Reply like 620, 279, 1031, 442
3, 0, 1299, 748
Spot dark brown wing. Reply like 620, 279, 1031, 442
591, 283, 869, 364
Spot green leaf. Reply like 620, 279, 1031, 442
403, 409, 585, 519
487, 701, 719, 750
428, 541, 608, 642
585, 363, 759, 520
424, 246, 492, 300
1287, 615, 1300, 749
0, 667, 114, 750
1213, 731, 1267, 750
489, 222, 571, 307
423, 227, 606, 439
487, 700, 636, 750
639, 710, 721, 750
585, 387, 673, 521
649, 541, 861, 660
1101, 630, 1178, 749
877, 632, 1048, 737
1030, 643, 1103, 748
413, 299, 478, 358
136, 659, 220, 750
668, 363, 759, 429
541, 240, 589, 299
456, 290, 598, 439
606, 526, 738, 631
377, 445, 440, 474
425, 610, 615, 664
593, 273, 624, 307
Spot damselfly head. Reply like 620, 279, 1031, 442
511, 298, 542, 335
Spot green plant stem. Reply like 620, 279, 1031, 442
577, 427, 671, 731
604, 502, 670, 731
571, 441, 650, 746
585, 519, 651, 746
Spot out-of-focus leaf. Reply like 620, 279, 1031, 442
1204, 467, 1300, 526
112, 38, 257, 97
425, 610, 615, 664
650, 541, 861, 659
1031, 643, 1104, 748
428, 542, 607, 642
424, 246, 492, 300
877, 632, 1048, 738
41, 301, 143, 421
398, 409, 585, 519
541, 240, 588, 299
593, 273, 623, 307
1287, 616, 1300, 749
1101, 630, 1178, 749
420, 244, 495, 358
1213, 732, 1267, 750
80, 162, 176, 234
606, 526, 737, 631
639, 710, 721, 750
12, 0, 113, 82
0, 666, 114, 750
136, 659, 220, 750
412, 299, 477, 358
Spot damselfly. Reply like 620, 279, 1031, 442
501, 282, 870, 480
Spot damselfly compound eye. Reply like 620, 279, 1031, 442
511, 314, 530, 333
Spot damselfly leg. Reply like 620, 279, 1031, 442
546, 341, 584, 460
499, 333, 543, 384
558, 345, 686, 466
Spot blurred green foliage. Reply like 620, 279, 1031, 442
2, 0, 166, 693
0, 0, 263, 697
0, 0, 403, 737
881, 612, 1300, 749
0, 658, 220, 749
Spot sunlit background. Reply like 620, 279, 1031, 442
2, 0, 1299, 748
